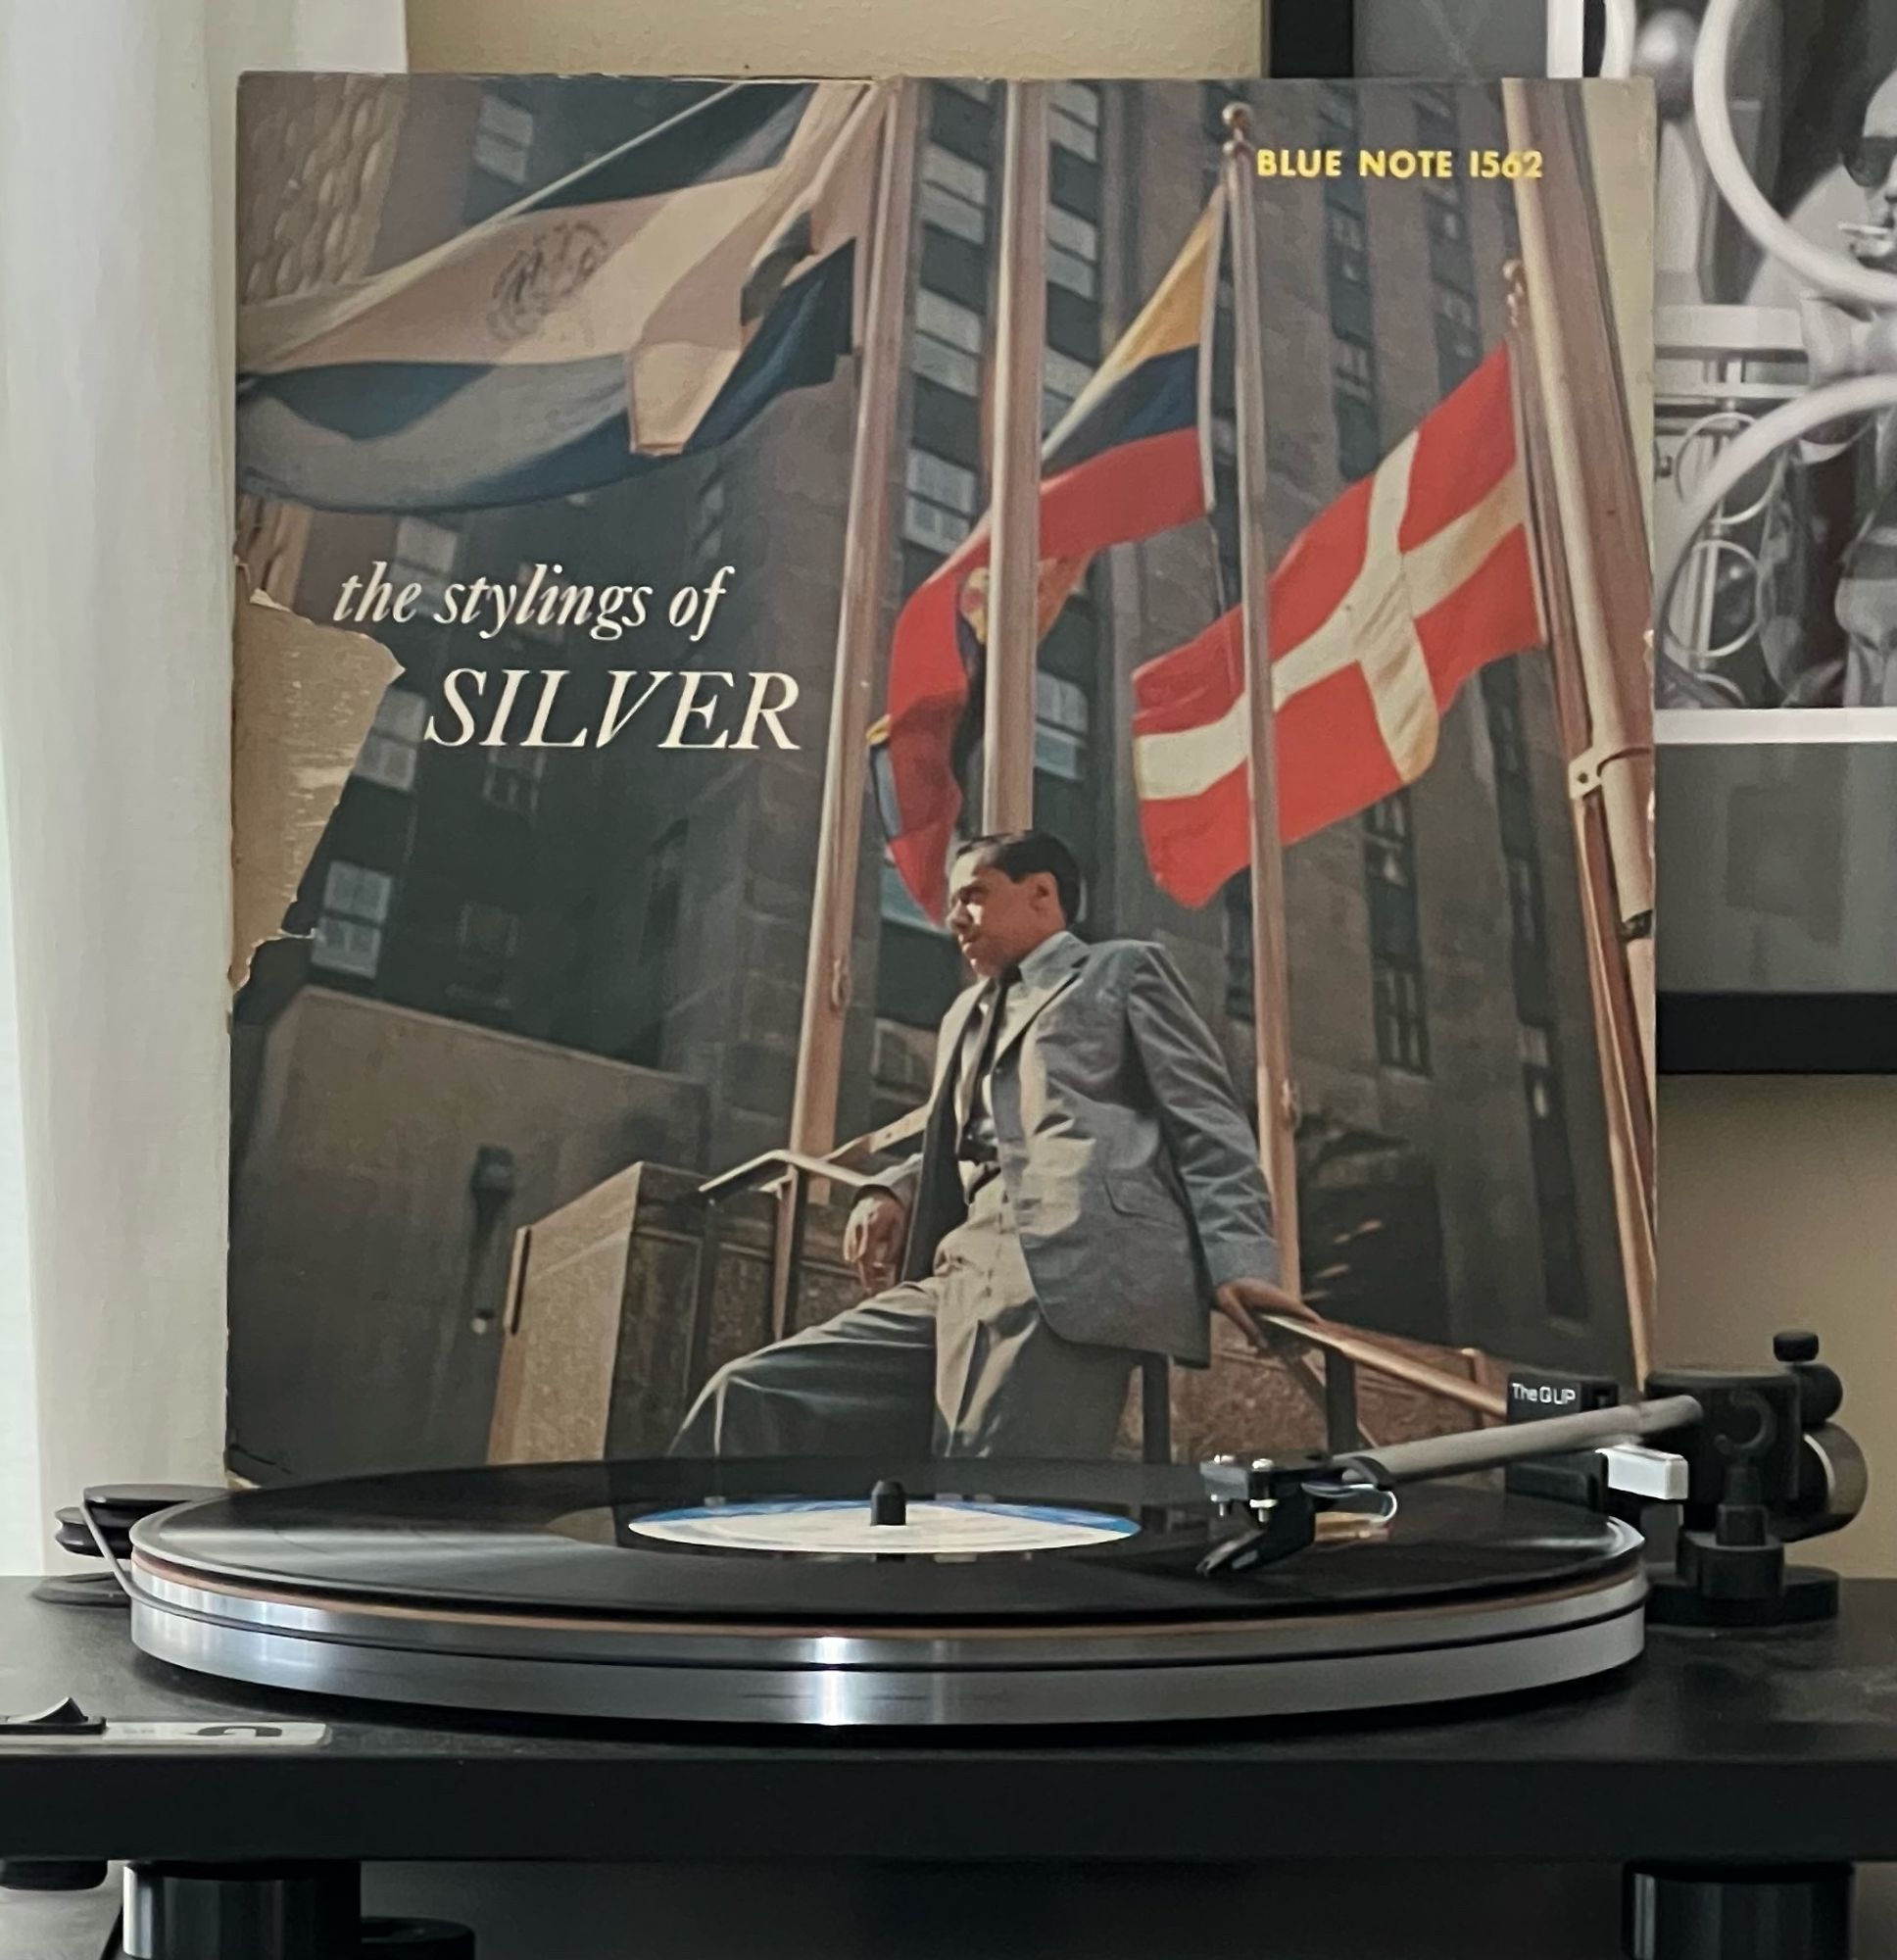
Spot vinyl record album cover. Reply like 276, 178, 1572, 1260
227, 76, 1657, 1488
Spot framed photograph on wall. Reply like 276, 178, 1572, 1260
1648, 0, 1897, 1068
1357, 0, 1897, 1070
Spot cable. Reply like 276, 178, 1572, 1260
1695, 0, 1897, 310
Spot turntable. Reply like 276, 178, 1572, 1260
1, 1333, 1888, 1960
68, 1331, 1869, 1730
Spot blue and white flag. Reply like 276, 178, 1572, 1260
237, 81, 885, 513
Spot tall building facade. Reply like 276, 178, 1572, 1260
239, 78, 1631, 1379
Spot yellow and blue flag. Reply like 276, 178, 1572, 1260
237, 82, 884, 512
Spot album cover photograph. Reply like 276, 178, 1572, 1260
227, 74, 1656, 1491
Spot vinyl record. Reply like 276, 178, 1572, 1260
126, 1458, 1647, 1727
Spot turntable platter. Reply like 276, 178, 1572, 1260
125, 1458, 1646, 1728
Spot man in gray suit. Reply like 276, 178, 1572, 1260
672, 829, 1310, 1459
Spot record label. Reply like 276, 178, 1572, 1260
626, 1497, 1141, 1556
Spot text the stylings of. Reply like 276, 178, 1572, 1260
328, 558, 803, 751
333, 559, 734, 644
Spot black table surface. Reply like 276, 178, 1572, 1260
5, 1576, 1897, 1866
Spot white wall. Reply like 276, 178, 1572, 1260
0, 773, 35, 1574
0, 0, 405, 1572
1659, 1072, 1897, 1576
406, 0, 1265, 75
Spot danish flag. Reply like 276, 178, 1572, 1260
1132, 346, 1544, 907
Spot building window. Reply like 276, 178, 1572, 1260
1050, 81, 1100, 161
1480, 662, 1587, 1319
1425, 186, 1468, 249
472, 94, 534, 186
390, 517, 459, 608
1337, 399, 1383, 482
1435, 288, 1478, 332
482, 745, 546, 817
1520, 1024, 1554, 1107
1334, 332, 1381, 477
1046, 202, 1099, 299
456, 900, 520, 964
1413, 84, 1456, 121
1335, 335, 1375, 405
912, 286, 984, 398
355, 687, 427, 793
1327, 206, 1369, 283
902, 445, 979, 556
1363, 793, 1431, 1074
1363, 794, 1416, 914
1435, 284, 1483, 379
1371, 963, 1431, 1077
1034, 671, 1089, 782
1321, 121, 1380, 487
1043, 346, 1093, 430
691, 474, 726, 564
1520, 1022, 1590, 1322
1331, 330, 1381, 478
1224, 877, 1254, 1020
310, 859, 393, 981
453, 900, 520, 1009
1485, 673, 1529, 776
941, 78, 994, 103
920, 142, 989, 245
1505, 854, 1545, 952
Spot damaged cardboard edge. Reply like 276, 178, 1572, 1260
231, 569, 401, 993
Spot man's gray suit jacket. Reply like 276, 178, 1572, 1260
880, 931, 1278, 1366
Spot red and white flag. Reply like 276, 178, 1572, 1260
1132, 346, 1544, 907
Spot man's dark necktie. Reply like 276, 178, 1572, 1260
953, 968, 1016, 1160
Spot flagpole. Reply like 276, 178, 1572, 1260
982, 82, 1049, 833
1222, 102, 1302, 1298
1502, 81, 1655, 1103
1507, 274, 1656, 1381
788, 83, 919, 1157
1501, 79, 1656, 1377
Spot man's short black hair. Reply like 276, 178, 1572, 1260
954, 829, 1084, 925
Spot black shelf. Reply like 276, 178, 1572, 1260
10, 1579, 1897, 1865
1659, 994, 1897, 1076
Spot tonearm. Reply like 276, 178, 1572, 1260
1200, 1331, 1867, 1629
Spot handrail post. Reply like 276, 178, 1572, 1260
686, 1194, 724, 1401
770, 1165, 812, 1345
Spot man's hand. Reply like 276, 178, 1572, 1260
843, 1190, 909, 1291
1213, 1276, 1320, 1349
